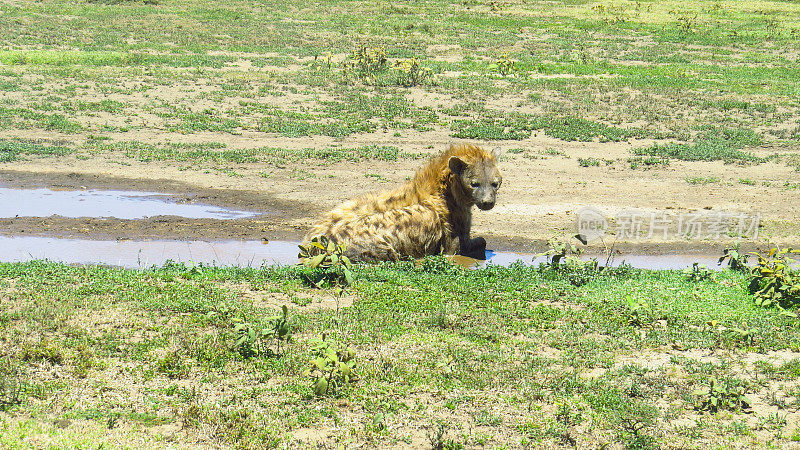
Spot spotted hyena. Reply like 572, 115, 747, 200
304, 143, 502, 262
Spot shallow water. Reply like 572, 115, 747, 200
0, 236, 298, 268
483, 251, 724, 270
0, 187, 259, 219
0, 235, 729, 270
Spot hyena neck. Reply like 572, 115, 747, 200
444, 178, 473, 236
446, 174, 473, 207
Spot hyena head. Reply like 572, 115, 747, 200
448, 147, 502, 211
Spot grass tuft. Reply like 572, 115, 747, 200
634, 127, 763, 164
0, 140, 74, 162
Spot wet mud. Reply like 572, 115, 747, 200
0, 169, 312, 242
0, 169, 316, 221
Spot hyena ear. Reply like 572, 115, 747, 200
448, 156, 467, 175
491, 147, 502, 160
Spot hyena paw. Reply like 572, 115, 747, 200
462, 237, 487, 259
469, 236, 487, 251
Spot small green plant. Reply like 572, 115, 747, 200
537, 238, 599, 286
450, 119, 530, 140
427, 420, 463, 450
671, 9, 699, 32
555, 402, 584, 427
107, 412, 120, 429
180, 261, 204, 280
72, 344, 102, 378
587, 389, 659, 450
748, 248, 800, 308
298, 236, 355, 288
684, 263, 711, 282
537, 238, 583, 267
156, 351, 189, 379
724, 325, 759, 345
488, 54, 515, 76
592, 3, 630, 24
428, 420, 447, 450
20, 339, 64, 364
364, 173, 388, 182
302, 336, 358, 396
312, 51, 334, 70
693, 377, 751, 413
88, 0, 159, 4
707, 320, 759, 346
232, 305, 291, 358
0, 362, 25, 411
625, 297, 652, 327
542, 148, 565, 156
393, 58, 432, 86
756, 412, 787, 431
368, 412, 392, 432
344, 45, 388, 83
290, 295, 312, 307
578, 157, 601, 167
718, 243, 749, 272
784, 181, 800, 190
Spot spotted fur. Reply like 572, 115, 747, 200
304, 143, 502, 262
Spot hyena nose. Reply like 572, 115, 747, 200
476, 200, 495, 211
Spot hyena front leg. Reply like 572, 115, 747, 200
458, 233, 487, 260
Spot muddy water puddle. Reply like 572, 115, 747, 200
0, 186, 741, 270
0, 187, 260, 219
0, 235, 727, 270
0, 236, 299, 268
482, 251, 725, 270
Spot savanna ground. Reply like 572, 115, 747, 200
2, 0, 800, 447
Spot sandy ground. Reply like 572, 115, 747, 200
1, 131, 798, 255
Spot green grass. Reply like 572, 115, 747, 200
452, 114, 647, 142
686, 176, 720, 185
0, 0, 795, 149
1, 259, 799, 447
627, 155, 670, 170
783, 153, 800, 171
451, 119, 531, 140
0, 139, 73, 162
578, 157, 601, 167
0, 107, 83, 133
633, 127, 764, 164
529, 115, 646, 142
0, 50, 233, 68
0, 50, 138, 66
104, 141, 410, 164
251, 92, 438, 137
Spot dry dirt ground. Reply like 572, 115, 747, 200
1, 129, 798, 256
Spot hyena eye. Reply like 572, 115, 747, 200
470, 181, 480, 188
491, 182, 499, 189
